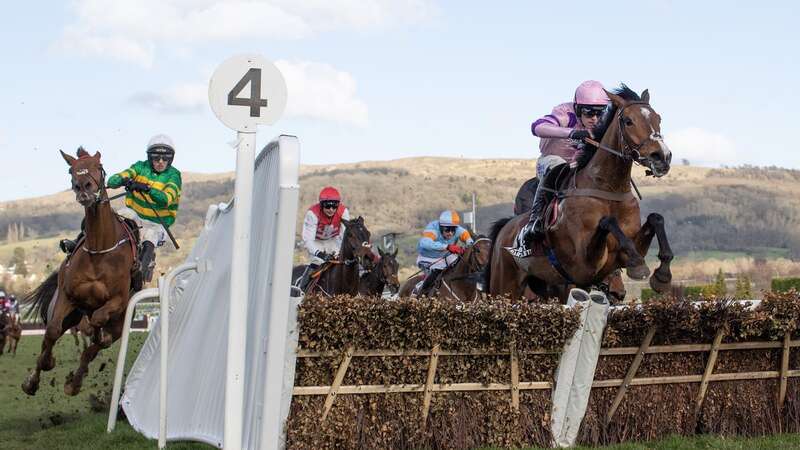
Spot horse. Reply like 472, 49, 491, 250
4, 314, 22, 356
358, 247, 400, 297
486, 85, 674, 302
399, 236, 492, 302
291, 216, 374, 297
0, 310, 8, 356
22, 147, 138, 396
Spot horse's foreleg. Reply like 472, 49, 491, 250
65, 317, 123, 396
22, 295, 76, 396
635, 213, 673, 293
589, 216, 650, 281
88, 295, 128, 347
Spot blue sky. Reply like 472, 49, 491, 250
1, 1, 798, 201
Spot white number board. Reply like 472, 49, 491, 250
208, 54, 288, 132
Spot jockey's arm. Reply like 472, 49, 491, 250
107, 164, 138, 188
146, 176, 181, 208
419, 228, 446, 252
457, 227, 474, 246
302, 210, 325, 256
531, 108, 573, 139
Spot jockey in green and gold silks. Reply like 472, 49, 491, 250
107, 158, 181, 227
59, 134, 182, 284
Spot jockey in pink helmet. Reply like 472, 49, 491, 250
513, 80, 610, 254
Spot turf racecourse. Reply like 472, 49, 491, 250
2, 336, 800, 450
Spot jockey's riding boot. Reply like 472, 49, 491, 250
59, 231, 84, 254
140, 242, 156, 283
299, 264, 320, 292
525, 184, 549, 242
419, 269, 442, 296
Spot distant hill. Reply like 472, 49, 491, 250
2, 159, 799, 275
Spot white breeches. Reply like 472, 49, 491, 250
117, 207, 167, 247
308, 239, 341, 265
416, 254, 460, 273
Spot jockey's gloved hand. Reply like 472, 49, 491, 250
569, 129, 591, 142
129, 181, 151, 193
123, 178, 134, 189
315, 250, 333, 261
446, 243, 465, 255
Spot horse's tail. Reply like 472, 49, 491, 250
484, 217, 513, 290
23, 271, 59, 325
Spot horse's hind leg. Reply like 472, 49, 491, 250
65, 317, 123, 396
589, 216, 650, 280
22, 294, 79, 396
635, 213, 673, 293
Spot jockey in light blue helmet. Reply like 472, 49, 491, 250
415, 210, 474, 295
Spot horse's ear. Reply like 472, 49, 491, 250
357, 216, 364, 224
76, 146, 89, 158
391, 247, 398, 257
605, 89, 626, 109
60, 150, 76, 166
378, 247, 385, 257
640, 89, 650, 103
341, 218, 351, 227
93, 151, 102, 161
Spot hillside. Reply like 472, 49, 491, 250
2, 158, 800, 288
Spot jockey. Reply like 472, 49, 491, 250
516, 80, 610, 250
59, 134, 182, 283
298, 186, 351, 290
416, 210, 474, 295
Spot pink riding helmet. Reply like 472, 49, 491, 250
574, 80, 610, 106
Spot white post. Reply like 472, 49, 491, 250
107, 288, 160, 433
225, 130, 256, 450
158, 274, 169, 449
471, 192, 477, 234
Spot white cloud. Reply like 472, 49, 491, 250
128, 82, 207, 114
666, 128, 737, 166
276, 59, 368, 126
55, 0, 435, 66
129, 60, 368, 125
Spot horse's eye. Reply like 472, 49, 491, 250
624, 117, 633, 126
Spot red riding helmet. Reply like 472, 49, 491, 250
318, 186, 341, 202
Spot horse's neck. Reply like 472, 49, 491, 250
580, 120, 633, 192
84, 201, 119, 250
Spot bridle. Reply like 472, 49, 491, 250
68, 162, 130, 255
586, 101, 664, 176
69, 162, 108, 206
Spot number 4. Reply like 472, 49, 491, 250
227, 68, 268, 117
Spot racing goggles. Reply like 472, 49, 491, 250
577, 105, 606, 118
321, 200, 340, 209
440, 226, 457, 234
149, 155, 172, 163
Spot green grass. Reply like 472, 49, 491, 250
0, 333, 211, 449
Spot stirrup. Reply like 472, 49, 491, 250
60, 239, 77, 254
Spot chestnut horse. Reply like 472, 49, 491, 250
291, 216, 374, 297
4, 314, 22, 356
487, 85, 674, 301
358, 247, 400, 297
399, 237, 492, 301
22, 148, 137, 396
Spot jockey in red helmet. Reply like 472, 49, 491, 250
297, 187, 351, 290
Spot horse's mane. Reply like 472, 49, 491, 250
76, 146, 89, 158
483, 218, 513, 288
574, 84, 641, 170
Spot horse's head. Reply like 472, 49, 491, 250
61, 147, 106, 207
606, 88, 672, 178
341, 216, 373, 263
467, 236, 493, 270
377, 247, 400, 294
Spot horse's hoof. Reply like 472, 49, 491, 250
626, 264, 650, 280
650, 270, 672, 293
21, 376, 39, 396
98, 330, 113, 348
64, 382, 81, 396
